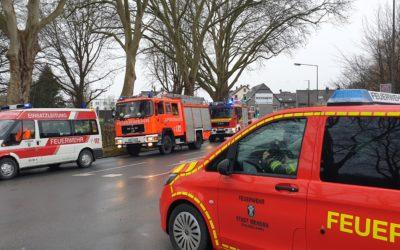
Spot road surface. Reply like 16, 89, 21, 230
0, 143, 218, 250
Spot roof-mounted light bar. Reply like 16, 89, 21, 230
328, 89, 400, 106
1, 103, 33, 111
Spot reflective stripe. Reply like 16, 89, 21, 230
270, 160, 282, 171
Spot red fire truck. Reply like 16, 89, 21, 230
114, 94, 212, 156
209, 100, 248, 142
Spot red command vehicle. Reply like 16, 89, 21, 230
0, 107, 103, 180
209, 101, 248, 142
114, 94, 211, 156
160, 90, 400, 250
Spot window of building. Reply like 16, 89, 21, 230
234, 119, 306, 177
39, 120, 72, 138
321, 117, 400, 190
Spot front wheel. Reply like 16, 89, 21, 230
159, 135, 174, 155
168, 204, 211, 250
0, 158, 18, 180
77, 149, 94, 168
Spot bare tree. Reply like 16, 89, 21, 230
43, 0, 115, 108
0, 0, 67, 104
95, 0, 149, 98
0, 30, 8, 94
147, 0, 222, 96
198, 0, 351, 101
337, 3, 400, 92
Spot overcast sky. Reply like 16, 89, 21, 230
104, 0, 392, 100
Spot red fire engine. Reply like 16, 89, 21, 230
209, 100, 248, 142
114, 94, 212, 156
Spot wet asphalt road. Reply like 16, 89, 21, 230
0, 143, 218, 250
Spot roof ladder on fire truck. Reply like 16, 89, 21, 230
161, 93, 206, 105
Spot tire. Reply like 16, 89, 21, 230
159, 134, 174, 155
188, 133, 202, 150
77, 149, 94, 168
209, 135, 216, 143
0, 158, 18, 180
127, 144, 141, 156
168, 204, 211, 250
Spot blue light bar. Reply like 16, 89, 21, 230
328, 89, 400, 105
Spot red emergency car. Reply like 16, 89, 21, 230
160, 90, 400, 250
0, 106, 103, 180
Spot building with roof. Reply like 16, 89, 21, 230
296, 88, 335, 107
230, 85, 250, 101
244, 83, 275, 117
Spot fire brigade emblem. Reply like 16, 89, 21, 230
247, 205, 255, 218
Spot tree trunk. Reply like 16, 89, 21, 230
7, 31, 39, 104
120, 51, 136, 97
184, 76, 195, 96
212, 82, 229, 101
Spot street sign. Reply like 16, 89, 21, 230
380, 83, 392, 93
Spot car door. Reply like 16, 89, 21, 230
218, 117, 316, 250
307, 116, 400, 250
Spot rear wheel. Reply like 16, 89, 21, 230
77, 149, 94, 168
0, 158, 18, 180
159, 134, 174, 155
168, 204, 211, 250
127, 144, 141, 156
188, 132, 203, 150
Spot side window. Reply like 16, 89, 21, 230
74, 120, 98, 135
234, 119, 306, 177
22, 120, 35, 140
171, 103, 179, 116
90, 120, 99, 134
157, 102, 164, 115
39, 120, 72, 138
3, 121, 22, 146
166, 103, 172, 114
321, 117, 400, 190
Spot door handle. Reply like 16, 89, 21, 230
36, 140, 40, 146
275, 183, 299, 193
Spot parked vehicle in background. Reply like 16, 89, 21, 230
209, 100, 248, 142
0, 105, 103, 180
114, 94, 211, 156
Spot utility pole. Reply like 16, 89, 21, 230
392, 0, 396, 92
307, 80, 311, 107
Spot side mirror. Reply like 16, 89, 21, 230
217, 159, 232, 176
112, 110, 116, 118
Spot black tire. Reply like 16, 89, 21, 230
209, 135, 216, 143
188, 132, 203, 150
127, 144, 141, 156
0, 158, 18, 180
77, 149, 94, 168
159, 134, 174, 155
168, 204, 211, 250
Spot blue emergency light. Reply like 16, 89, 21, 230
327, 89, 400, 106
1, 103, 33, 110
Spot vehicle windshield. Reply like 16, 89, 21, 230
0, 120, 16, 140
210, 106, 233, 119
116, 101, 153, 119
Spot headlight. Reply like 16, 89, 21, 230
164, 173, 178, 185
146, 135, 159, 142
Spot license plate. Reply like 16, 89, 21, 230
127, 138, 139, 143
